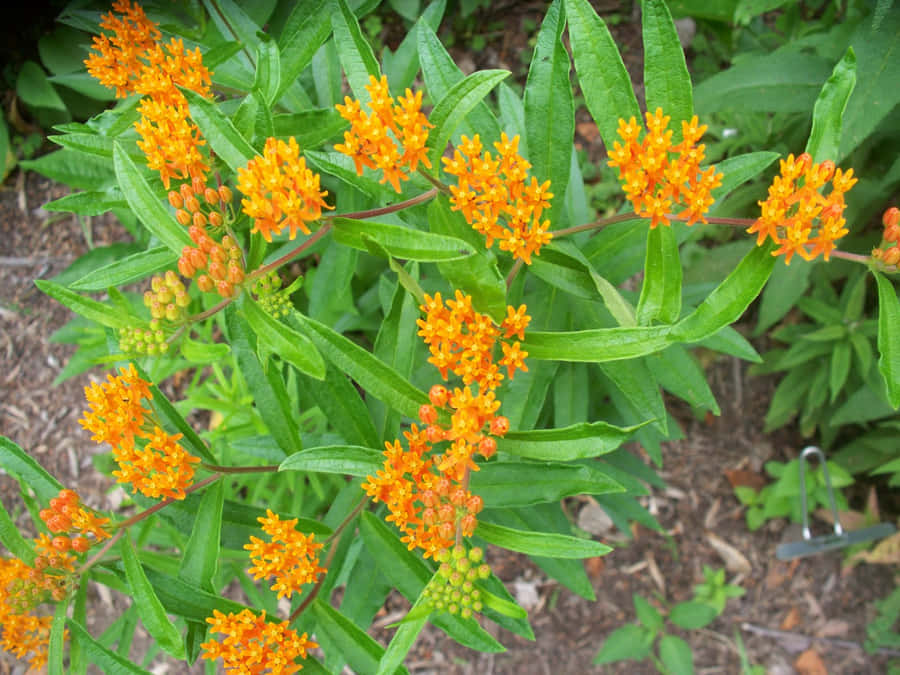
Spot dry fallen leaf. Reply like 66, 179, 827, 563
816, 619, 849, 638
576, 121, 600, 143
848, 529, 900, 566
706, 531, 752, 574
723, 468, 766, 491
577, 501, 614, 536
794, 648, 827, 675
585, 556, 605, 578
781, 606, 801, 631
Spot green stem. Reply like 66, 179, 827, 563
417, 168, 452, 195
506, 258, 524, 290
246, 222, 333, 282
336, 188, 438, 220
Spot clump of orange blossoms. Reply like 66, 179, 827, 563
0, 556, 56, 670
85, 0, 212, 187
202, 608, 317, 674
608, 108, 722, 229
363, 293, 529, 558
335, 74, 433, 192
39, 488, 111, 549
871, 207, 900, 267
237, 137, 333, 242
245, 510, 326, 600
79, 364, 200, 500
748, 152, 857, 264
442, 133, 554, 264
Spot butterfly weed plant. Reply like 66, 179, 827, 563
1, 0, 898, 672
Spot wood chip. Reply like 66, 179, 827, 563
706, 531, 751, 574
794, 648, 828, 675
781, 606, 801, 631
816, 619, 850, 638
647, 554, 666, 594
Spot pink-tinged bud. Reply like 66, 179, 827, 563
429, 384, 449, 407
216, 280, 234, 297
204, 187, 219, 204
883, 207, 900, 229
189, 247, 207, 271
218, 185, 233, 203
185, 195, 200, 213
208, 210, 224, 228
208, 261, 226, 281
192, 176, 205, 195
883, 246, 900, 266
419, 404, 437, 425
176, 209, 192, 226
192, 211, 208, 228
478, 437, 496, 458
180, 183, 193, 201
196, 275, 214, 292
489, 416, 509, 436
167, 191, 183, 209
227, 264, 244, 284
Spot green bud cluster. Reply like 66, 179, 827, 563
421, 546, 491, 619
117, 320, 170, 355
253, 271, 299, 319
143, 271, 190, 322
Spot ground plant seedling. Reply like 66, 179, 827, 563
1, 0, 898, 673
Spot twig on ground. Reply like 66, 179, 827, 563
741, 622, 900, 657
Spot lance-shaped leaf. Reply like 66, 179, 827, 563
376, 595, 430, 675
121, 531, 186, 659
332, 217, 474, 261
295, 313, 429, 418
253, 37, 281, 106
427, 69, 510, 168
68, 620, 153, 674
671, 242, 776, 342
48, 599, 68, 675
874, 271, 900, 408
709, 151, 779, 212
0, 498, 34, 564
0, 436, 64, 501
471, 460, 624, 507
183, 90, 257, 172
524, 0, 573, 226
241, 296, 326, 379
636, 224, 682, 325
69, 247, 177, 291
642, 0, 693, 131
498, 420, 646, 461
331, 0, 380, 101
522, 325, 672, 362
311, 599, 410, 675
113, 143, 192, 253
565, 0, 640, 150
806, 47, 856, 163
476, 520, 613, 559
34, 279, 131, 329
280, 445, 383, 477
277, 0, 330, 101
44, 189, 128, 216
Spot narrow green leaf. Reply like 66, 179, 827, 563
806, 47, 856, 163
121, 532, 186, 659
829, 340, 852, 403
642, 0, 693, 129
874, 271, 900, 408
306, 150, 399, 201
481, 590, 528, 619
48, 598, 68, 675
331, 0, 380, 101
332, 217, 474, 261
273, 109, 348, 148
225, 306, 302, 455
68, 620, 153, 674
498, 421, 645, 461
382, 0, 445, 91
311, 599, 409, 675
636, 225, 682, 325
277, 0, 331, 101
254, 37, 281, 106
600, 358, 668, 438
0, 436, 64, 501
565, 0, 640, 150
69, 247, 177, 291
522, 325, 672, 362
428, 69, 510, 168
34, 279, 131, 329
647, 344, 719, 414
755, 258, 813, 335
0, 497, 34, 564
671, 243, 776, 342
297, 360, 381, 448
183, 90, 258, 172
280, 445, 383, 477
44, 190, 128, 217
295, 313, 429, 418
359, 512, 506, 652
476, 520, 612, 559
524, 0, 573, 226
21, 149, 115, 191
376, 597, 429, 675
242, 296, 326, 379
17, 61, 66, 111
471, 461, 624, 507
113, 143, 191, 253
178, 480, 223, 592
659, 634, 695, 675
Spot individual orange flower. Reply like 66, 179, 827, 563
748, 152, 857, 264
80, 365, 200, 500
237, 137, 333, 242
335, 74, 433, 192
608, 108, 722, 228
245, 510, 325, 600
442, 133, 554, 264
202, 608, 317, 675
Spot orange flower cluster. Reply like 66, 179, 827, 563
748, 152, 857, 264
442, 133, 554, 264
39, 489, 111, 551
79, 365, 200, 500
608, 109, 722, 229
245, 510, 325, 600
363, 293, 529, 558
237, 137, 333, 242
871, 207, 900, 266
202, 608, 317, 675
0, 556, 55, 670
85, 0, 212, 187
335, 74, 433, 192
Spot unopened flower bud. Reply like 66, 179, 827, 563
204, 187, 219, 204
429, 384, 449, 407
419, 404, 437, 425
197, 275, 214, 292
883, 207, 900, 229
218, 185, 233, 203
192, 211, 208, 228
216, 280, 234, 297
185, 195, 200, 213
176, 209, 192, 226
883, 246, 900, 266
168, 191, 183, 209
208, 210, 224, 228
192, 176, 205, 195
478, 437, 497, 458
71, 536, 90, 553
227, 264, 244, 284
490, 416, 510, 436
